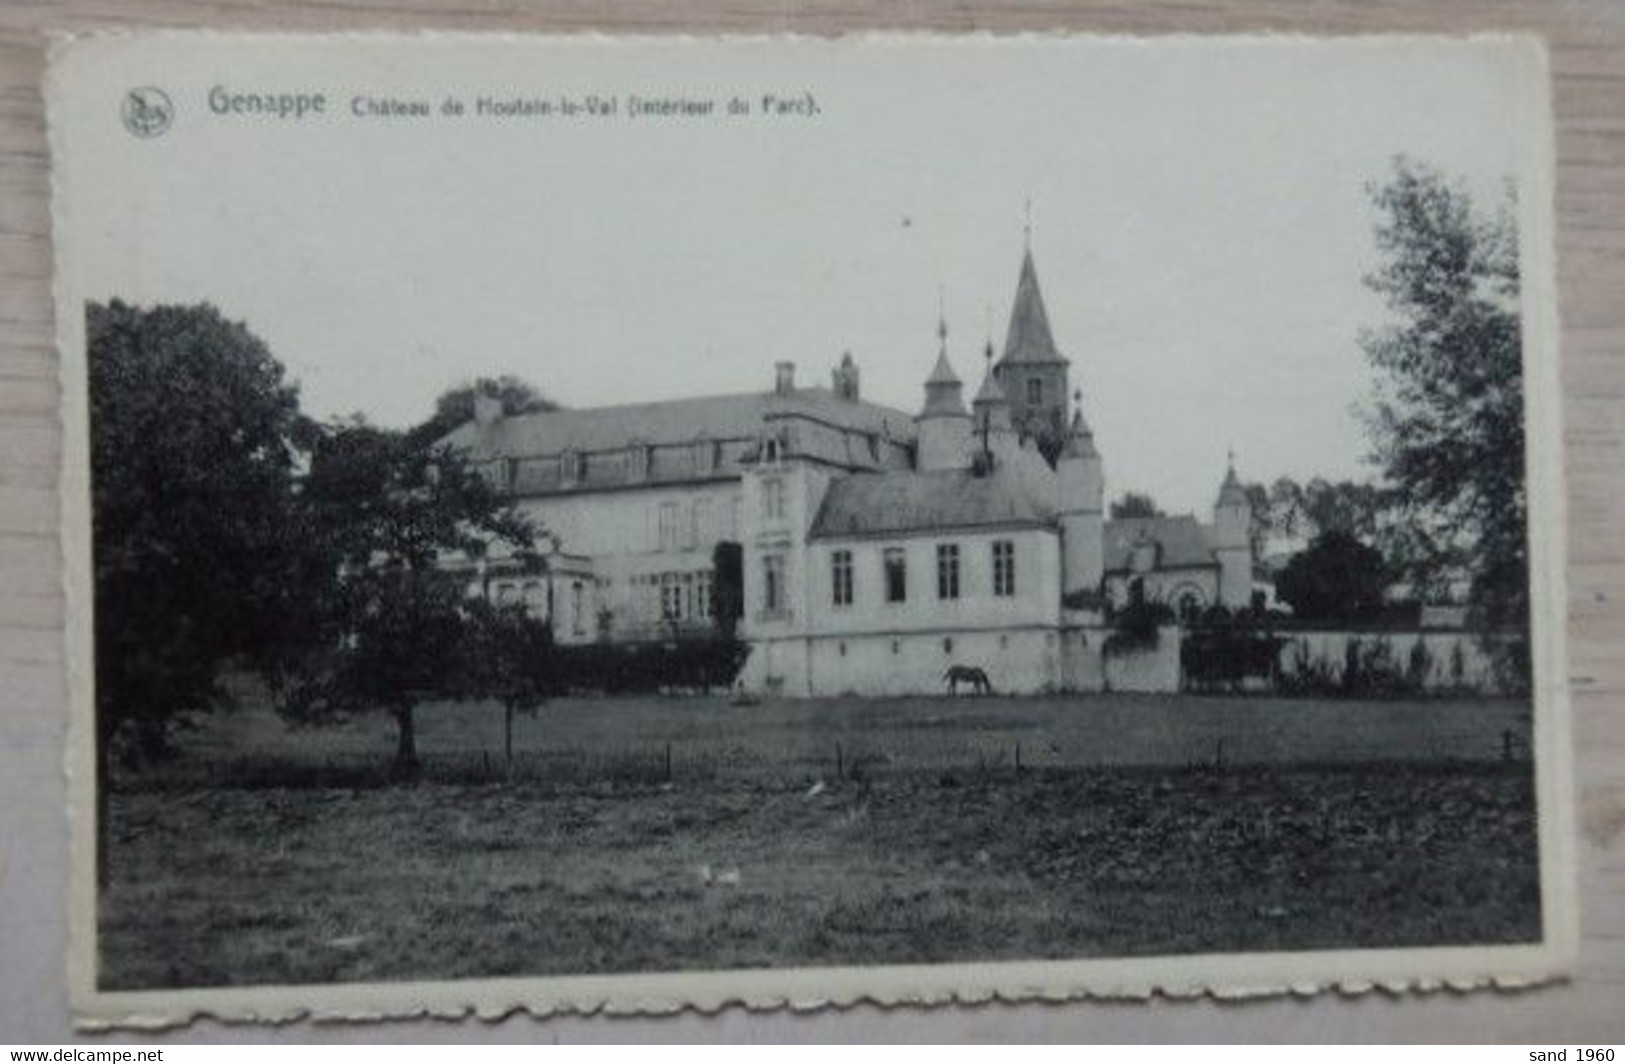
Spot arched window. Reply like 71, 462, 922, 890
1170, 583, 1206, 623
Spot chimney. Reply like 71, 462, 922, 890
774, 360, 796, 396
832, 351, 860, 401
473, 391, 503, 428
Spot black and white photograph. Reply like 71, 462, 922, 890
46, 33, 1572, 1021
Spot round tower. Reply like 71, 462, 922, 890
915, 318, 973, 472
1212, 453, 1252, 610
1057, 394, 1104, 602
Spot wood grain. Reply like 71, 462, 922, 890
2, 1, 1621, 1043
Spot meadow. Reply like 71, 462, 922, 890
99, 692, 1541, 989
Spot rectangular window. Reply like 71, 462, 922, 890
1027, 378, 1044, 406
696, 569, 714, 619
692, 499, 713, 547
831, 549, 853, 607
763, 553, 785, 614
661, 573, 683, 621
993, 539, 1016, 597
762, 477, 786, 520
571, 581, 586, 636
936, 543, 960, 600
883, 547, 907, 603
658, 502, 681, 550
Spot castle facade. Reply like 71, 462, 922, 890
440, 244, 1252, 694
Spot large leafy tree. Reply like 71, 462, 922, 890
1275, 531, 1390, 622
1361, 159, 1525, 630
88, 301, 318, 765
284, 422, 537, 776
410, 374, 559, 449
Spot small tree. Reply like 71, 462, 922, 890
466, 600, 560, 773
284, 423, 536, 776
1275, 530, 1390, 623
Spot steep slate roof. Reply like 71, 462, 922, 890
999, 248, 1067, 366
440, 387, 916, 460
1103, 515, 1219, 572
810, 467, 1057, 540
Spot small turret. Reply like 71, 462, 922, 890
972, 342, 1013, 431
1212, 450, 1252, 609
915, 316, 973, 471
1057, 391, 1104, 602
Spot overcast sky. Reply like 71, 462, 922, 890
56, 35, 1538, 514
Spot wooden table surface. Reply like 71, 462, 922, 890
2, 0, 1621, 1043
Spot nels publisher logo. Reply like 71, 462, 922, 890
121, 86, 173, 138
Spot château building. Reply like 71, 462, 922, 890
438, 239, 1252, 694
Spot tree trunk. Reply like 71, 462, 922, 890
392, 702, 421, 778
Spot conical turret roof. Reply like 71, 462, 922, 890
919, 350, 969, 419
973, 364, 1008, 407
1215, 459, 1248, 508
1000, 248, 1066, 366
926, 349, 960, 386
1061, 407, 1098, 460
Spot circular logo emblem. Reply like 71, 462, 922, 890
121, 87, 173, 138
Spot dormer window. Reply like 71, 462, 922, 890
694, 435, 714, 475
763, 437, 780, 464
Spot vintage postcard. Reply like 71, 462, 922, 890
48, 32, 1574, 1025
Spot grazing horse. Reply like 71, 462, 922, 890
944, 665, 993, 695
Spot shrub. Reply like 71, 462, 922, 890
549, 636, 752, 695
1104, 598, 1175, 655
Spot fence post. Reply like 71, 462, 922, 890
1502, 729, 1514, 764
664, 742, 673, 782
836, 741, 844, 781
1215, 739, 1226, 771
1015, 742, 1022, 774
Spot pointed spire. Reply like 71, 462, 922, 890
1001, 245, 1065, 366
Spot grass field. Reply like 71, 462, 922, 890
99, 692, 1541, 989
